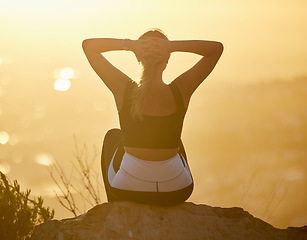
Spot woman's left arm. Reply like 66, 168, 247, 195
169, 40, 223, 98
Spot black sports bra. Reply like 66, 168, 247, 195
118, 80, 187, 149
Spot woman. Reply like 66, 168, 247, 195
82, 29, 223, 205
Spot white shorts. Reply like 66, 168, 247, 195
108, 151, 193, 192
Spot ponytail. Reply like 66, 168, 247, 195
131, 62, 157, 119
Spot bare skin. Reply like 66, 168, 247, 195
83, 36, 223, 160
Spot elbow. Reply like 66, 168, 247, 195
216, 42, 224, 55
207, 42, 223, 58
82, 39, 95, 52
82, 39, 89, 51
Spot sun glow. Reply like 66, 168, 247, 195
0, 0, 306, 227
0, 1, 77, 18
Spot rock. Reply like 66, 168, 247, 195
31, 201, 307, 240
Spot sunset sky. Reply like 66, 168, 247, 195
0, 0, 306, 83
0, 0, 306, 228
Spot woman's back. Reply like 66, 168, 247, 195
142, 83, 178, 116
119, 80, 186, 160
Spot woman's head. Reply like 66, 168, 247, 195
138, 28, 168, 41
136, 29, 170, 68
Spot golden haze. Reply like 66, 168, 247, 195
0, 0, 306, 228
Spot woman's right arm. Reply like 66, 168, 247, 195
169, 40, 224, 102
82, 38, 135, 96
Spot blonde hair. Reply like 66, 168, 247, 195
131, 29, 169, 119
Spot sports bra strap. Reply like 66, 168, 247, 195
169, 82, 186, 113
120, 80, 135, 112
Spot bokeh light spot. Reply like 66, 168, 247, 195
34, 103, 46, 119
0, 131, 9, 144
12, 153, 23, 164
54, 79, 71, 91
8, 134, 20, 146
35, 153, 54, 166
285, 168, 305, 182
53, 67, 75, 79
60, 67, 74, 79
0, 163, 11, 174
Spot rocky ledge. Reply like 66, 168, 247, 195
31, 201, 306, 240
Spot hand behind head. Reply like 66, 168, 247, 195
135, 38, 170, 65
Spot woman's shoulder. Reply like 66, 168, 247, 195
128, 79, 138, 87
116, 78, 136, 94
169, 80, 191, 111
124, 79, 138, 93
113, 78, 136, 111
